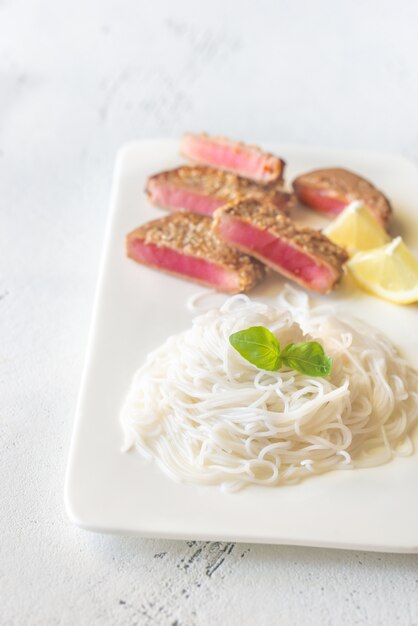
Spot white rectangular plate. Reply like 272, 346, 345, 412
65, 140, 418, 552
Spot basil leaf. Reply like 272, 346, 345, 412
282, 341, 332, 377
229, 326, 281, 371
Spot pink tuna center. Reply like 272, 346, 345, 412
184, 137, 278, 182
149, 182, 225, 216
128, 239, 240, 292
218, 217, 335, 293
297, 186, 347, 216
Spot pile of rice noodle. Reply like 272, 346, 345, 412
121, 287, 418, 490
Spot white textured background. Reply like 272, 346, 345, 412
1, 1, 418, 624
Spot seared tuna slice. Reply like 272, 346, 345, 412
293, 168, 392, 226
146, 166, 293, 217
213, 200, 348, 294
180, 133, 285, 184
126, 212, 265, 294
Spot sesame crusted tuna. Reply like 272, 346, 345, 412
146, 165, 293, 217
180, 133, 286, 184
213, 200, 348, 294
293, 168, 392, 226
126, 212, 266, 294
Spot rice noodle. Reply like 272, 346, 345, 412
121, 286, 418, 489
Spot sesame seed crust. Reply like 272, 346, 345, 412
146, 166, 292, 213
293, 168, 392, 224
213, 199, 348, 274
127, 212, 265, 291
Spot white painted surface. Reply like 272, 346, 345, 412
1, 1, 418, 624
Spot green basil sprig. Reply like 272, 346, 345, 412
229, 326, 332, 378
228, 326, 282, 372
281, 341, 332, 377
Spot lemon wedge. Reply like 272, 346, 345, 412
347, 237, 418, 304
324, 201, 390, 256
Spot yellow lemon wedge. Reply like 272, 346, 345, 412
347, 237, 418, 304
324, 201, 390, 256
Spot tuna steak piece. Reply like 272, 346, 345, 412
126, 212, 265, 294
146, 165, 293, 217
213, 200, 348, 294
180, 133, 285, 184
293, 168, 392, 226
